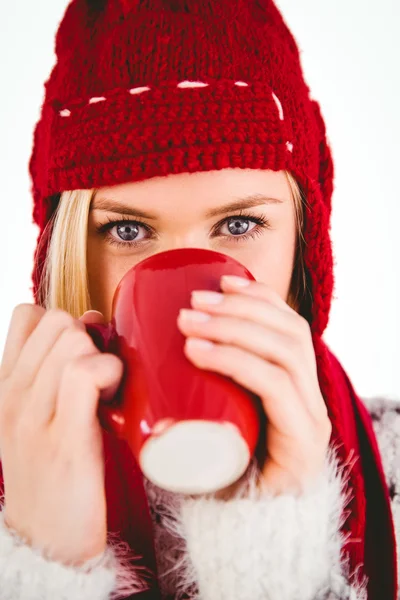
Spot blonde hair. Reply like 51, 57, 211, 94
39, 172, 310, 318
39, 189, 94, 317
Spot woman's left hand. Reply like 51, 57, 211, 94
177, 275, 332, 496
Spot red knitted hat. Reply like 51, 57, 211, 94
30, 0, 334, 337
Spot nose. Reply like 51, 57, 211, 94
160, 237, 212, 253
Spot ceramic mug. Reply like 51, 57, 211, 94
87, 248, 260, 494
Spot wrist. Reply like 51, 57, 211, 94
3, 510, 107, 567
260, 453, 328, 496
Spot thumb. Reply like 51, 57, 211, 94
79, 310, 106, 325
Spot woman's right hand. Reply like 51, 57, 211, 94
0, 305, 124, 566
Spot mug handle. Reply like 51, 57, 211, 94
85, 322, 126, 438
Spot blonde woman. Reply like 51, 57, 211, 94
0, 1, 398, 599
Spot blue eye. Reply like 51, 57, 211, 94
97, 219, 151, 245
223, 217, 254, 236
114, 222, 142, 242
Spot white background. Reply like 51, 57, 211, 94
0, 1, 399, 400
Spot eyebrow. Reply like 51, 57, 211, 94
90, 194, 284, 221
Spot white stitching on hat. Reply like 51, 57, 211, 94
129, 86, 151, 94
57, 82, 295, 155
177, 81, 209, 88
57, 83, 289, 139
272, 92, 284, 120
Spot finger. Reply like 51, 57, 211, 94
178, 311, 322, 417
29, 326, 99, 425
183, 338, 310, 437
0, 304, 45, 380
220, 276, 294, 314
11, 310, 86, 389
79, 310, 106, 325
191, 289, 310, 343
178, 310, 313, 383
55, 353, 123, 431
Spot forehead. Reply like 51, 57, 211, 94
93, 168, 292, 217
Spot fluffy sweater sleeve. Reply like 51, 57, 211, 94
145, 445, 368, 600
0, 511, 148, 600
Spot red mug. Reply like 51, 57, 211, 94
87, 248, 260, 494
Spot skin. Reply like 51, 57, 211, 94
0, 168, 330, 567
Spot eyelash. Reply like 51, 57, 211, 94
95, 210, 271, 249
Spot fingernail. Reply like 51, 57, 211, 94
221, 275, 251, 287
186, 338, 214, 351
79, 310, 105, 323
179, 309, 211, 323
191, 291, 224, 305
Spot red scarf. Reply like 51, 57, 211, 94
314, 338, 397, 599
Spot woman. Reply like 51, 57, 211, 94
0, 1, 398, 599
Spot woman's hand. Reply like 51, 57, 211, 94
0, 305, 123, 565
177, 275, 332, 496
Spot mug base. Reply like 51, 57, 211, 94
140, 419, 250, 494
